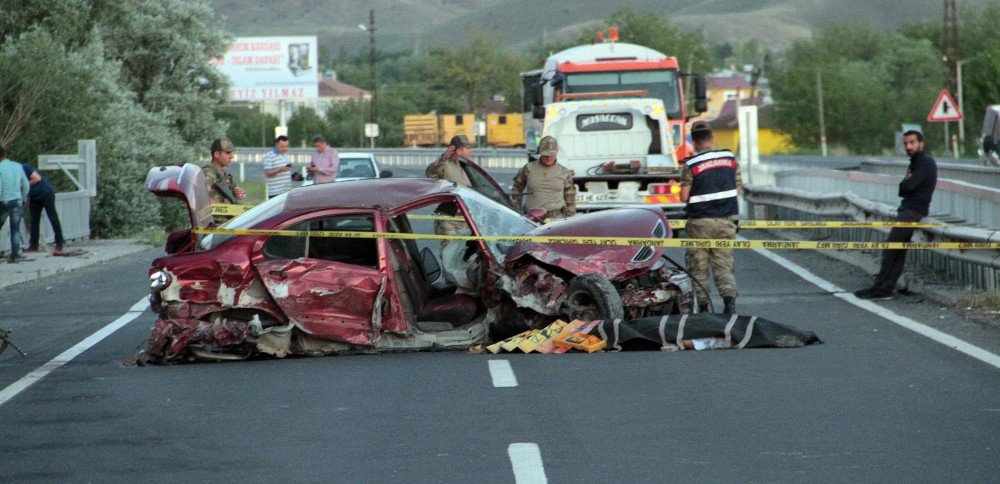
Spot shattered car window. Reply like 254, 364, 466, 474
201, 193, 287, 250
455, 186, 536, 262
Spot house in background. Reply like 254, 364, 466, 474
703, 76, 753, 120
708, 98, 795, 155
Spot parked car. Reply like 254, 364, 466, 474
142, 163, 693, 362
300, 152, 392, 186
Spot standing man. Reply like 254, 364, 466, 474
308, 135, 339, 184
854, 130, 937, 299
679, 121, 742, 313
426, 135, 476, 241
0, 146, 30, 263
263, 135, 292, 198
21, 162, 65, 254
202, 138, 245, 225
511, 136, 576, 220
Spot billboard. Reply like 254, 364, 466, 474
215, 36, 319, 101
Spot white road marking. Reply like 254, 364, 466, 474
508, 443, 547, 484
751, 245, 1000, 369
488, 359, 518, 387
0, 298, 148, 408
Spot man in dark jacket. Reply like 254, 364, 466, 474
21, 163, 65, 254
854, 130, 937, 299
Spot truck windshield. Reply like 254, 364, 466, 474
564, 69, 682, 119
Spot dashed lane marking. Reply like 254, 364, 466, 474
488, 359, 518, 387
508, 443, 547, 484
750, 243, 1000, 370
0, 298, 148, 408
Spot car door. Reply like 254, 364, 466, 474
460, 158, 518, 211
252, 210, 398, 346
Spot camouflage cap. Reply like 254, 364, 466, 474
538, 136, 558, 157
449, 135, 475, 149
210, 137, 235, 153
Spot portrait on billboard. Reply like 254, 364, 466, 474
288, 43, 311, 76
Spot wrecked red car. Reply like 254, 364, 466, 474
142, 163, 693, 362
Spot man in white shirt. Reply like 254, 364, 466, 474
263, 135, 292, 198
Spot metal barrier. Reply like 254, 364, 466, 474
744, 180, 1000, 291
234, 147, 528, 170
860, 159, 1000, 189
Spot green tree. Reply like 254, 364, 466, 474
287, 108, 327, 148
217, 107, 279, 147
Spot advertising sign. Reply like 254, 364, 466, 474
215, 36, 319, 101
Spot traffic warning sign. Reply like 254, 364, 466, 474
927, 89, 963, 122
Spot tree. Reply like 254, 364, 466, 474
287, 108, 327, 148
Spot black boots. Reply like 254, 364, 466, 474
722, 296, 736, 314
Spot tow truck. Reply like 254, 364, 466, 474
522, 28, 707, 213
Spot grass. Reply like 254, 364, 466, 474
956, 292, 1000, 309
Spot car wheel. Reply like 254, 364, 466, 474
563, 275, 625, 322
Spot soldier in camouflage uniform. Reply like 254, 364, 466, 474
511, 136, 576, 220
679, 122, 742, 313
202, 138, 245, 225
425, 135, 475, 244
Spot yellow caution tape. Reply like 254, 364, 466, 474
191, 227, 1000, 250
210, 204, 945, 229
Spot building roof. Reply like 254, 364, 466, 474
708, 76, 751, 90
708, 98, 778, 130
318, 74, 370, 100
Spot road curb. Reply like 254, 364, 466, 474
0, 240, 153, 291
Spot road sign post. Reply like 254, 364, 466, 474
365, 123, 379, 150
927, 89, 963, 158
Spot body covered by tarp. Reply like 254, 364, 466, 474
589, 314, 822, 351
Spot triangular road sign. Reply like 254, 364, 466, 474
927, 89, 963, 122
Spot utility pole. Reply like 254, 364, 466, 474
368, 10, 377, 128
816, 67, 828, 157
942, 0, 959, 91
957, 59, 967, 151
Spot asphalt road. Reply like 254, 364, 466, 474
1, 226, 997, 482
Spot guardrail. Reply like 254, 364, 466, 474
772, 169, 1000, 229
234, 147, 528, 170
859, 159, 1000, 189
744, 175, 1000, 291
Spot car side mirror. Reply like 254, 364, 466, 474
693, 75, 708, 114
420, 247, 441, 283
531, 82, 544, 107
380, 170, 393, 178
526, 207, 547, 223
532, 106, 546, 120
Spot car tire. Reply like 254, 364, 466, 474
563, 275, 625, 322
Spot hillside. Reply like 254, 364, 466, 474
210, 0, 992, 53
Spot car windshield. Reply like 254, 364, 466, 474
455, 186, 536, 262
200, 193, 287, 250
564, 69, 681, 118
337, 157, 377, 179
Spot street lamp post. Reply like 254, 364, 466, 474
359, 11, 377, 149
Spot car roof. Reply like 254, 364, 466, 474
284, 178, 455, 212
337, 152, 375, 159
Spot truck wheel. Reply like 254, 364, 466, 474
563, 275, 624, 322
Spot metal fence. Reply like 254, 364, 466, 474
859, 159, 1000, 189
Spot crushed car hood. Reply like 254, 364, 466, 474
504, 207, 671, 279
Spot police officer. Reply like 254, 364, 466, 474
202, 138, 245, 225
511, 136, 576, 220
679, 121, 742, 313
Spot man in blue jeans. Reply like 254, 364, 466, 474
21, 162, 65, 254
0, 145, 30, 263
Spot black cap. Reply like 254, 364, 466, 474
690, 121, 711, 134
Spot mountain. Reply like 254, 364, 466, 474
209, 0, 992, 53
